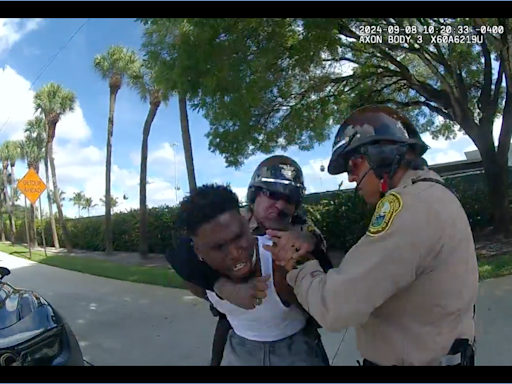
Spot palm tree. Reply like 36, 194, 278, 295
6, 140, 22, 228
81, 197, 97, 217
48, 188, 66, 208
129, 64, 170, 258
20, 132, 44, 247
0, 178, 6, 242
11, 188, 20, 204
0, 141, 17, 243
71, 191, 86, 218
178, 95, 197, 192
93, 45, 140, 255
24, 116, 59, 249
34, 82, 76, 253
99, 195, 119, 210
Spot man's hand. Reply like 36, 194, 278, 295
214, 276, 271, 310
263, 228, 316, 268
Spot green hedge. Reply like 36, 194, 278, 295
5, 171, 512, 255
12, 205, 181, 254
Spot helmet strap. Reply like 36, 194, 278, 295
370, 149, 406, 197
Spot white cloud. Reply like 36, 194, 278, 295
0, 18, 43, 55
0, 66, 91, 142
3, 65, 180, 218
130, 141, 186, 178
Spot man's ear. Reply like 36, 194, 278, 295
192, 240, 203, 261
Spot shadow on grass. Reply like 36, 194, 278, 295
0, 244, 186, 289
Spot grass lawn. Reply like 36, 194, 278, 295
0, 243, 186, 289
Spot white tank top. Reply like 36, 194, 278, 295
207, 235, 307, 342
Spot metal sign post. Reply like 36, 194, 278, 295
23, 196, 32, 259
16, 168, 47, 257
38, 197, 47, 258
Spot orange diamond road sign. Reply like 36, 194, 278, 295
17, 168, 47, 205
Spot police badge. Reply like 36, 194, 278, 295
280, 164, 296, 180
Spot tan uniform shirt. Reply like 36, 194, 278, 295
287, 168, 479, 366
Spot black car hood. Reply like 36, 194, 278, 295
0, 281, 62, 348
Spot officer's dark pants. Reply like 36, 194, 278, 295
210, 313, 232, 366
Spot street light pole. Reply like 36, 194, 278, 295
319, 162, 325, 190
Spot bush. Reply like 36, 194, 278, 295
4, 171, 511, 255
10, 205, 181, 254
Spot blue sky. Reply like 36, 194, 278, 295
0, 18, 502, 218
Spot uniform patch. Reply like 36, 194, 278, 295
367, 192, 403, 237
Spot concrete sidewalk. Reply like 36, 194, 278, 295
1, 251, 511, 365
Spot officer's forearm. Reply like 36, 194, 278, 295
287, 260, 370, 332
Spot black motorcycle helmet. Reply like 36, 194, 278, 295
247, 155, 306, 208
328, 105, 429, 176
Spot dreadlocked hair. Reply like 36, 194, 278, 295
177, 183, 241, 236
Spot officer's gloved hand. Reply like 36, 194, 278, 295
214, 276, 270, 310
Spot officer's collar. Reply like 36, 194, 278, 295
398, 168, 442, 189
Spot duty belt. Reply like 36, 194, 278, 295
359, 338, 475, 366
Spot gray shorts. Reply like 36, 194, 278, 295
221, 328, 329, 366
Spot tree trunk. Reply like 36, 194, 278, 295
9, 165, 16, 237
105, 88, 119, 255
178, 95, 197, 192
30, 204, 38, 247
0, 216, 4, 242
139, 104, 160, 259
0, 193, 5, 242
475, 131, 511, 237
44, 151, 59, 249
48, 136, 72, 252
2, 166, 15, 244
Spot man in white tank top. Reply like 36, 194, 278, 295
176, 184, 328, 366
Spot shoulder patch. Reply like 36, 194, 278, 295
367, 192, 403, 237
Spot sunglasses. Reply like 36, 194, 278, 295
260, 188, 298, 206
347, 155, 364, 175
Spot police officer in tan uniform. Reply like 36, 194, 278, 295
166, 155, 332, 365
267, 106, 479, 366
